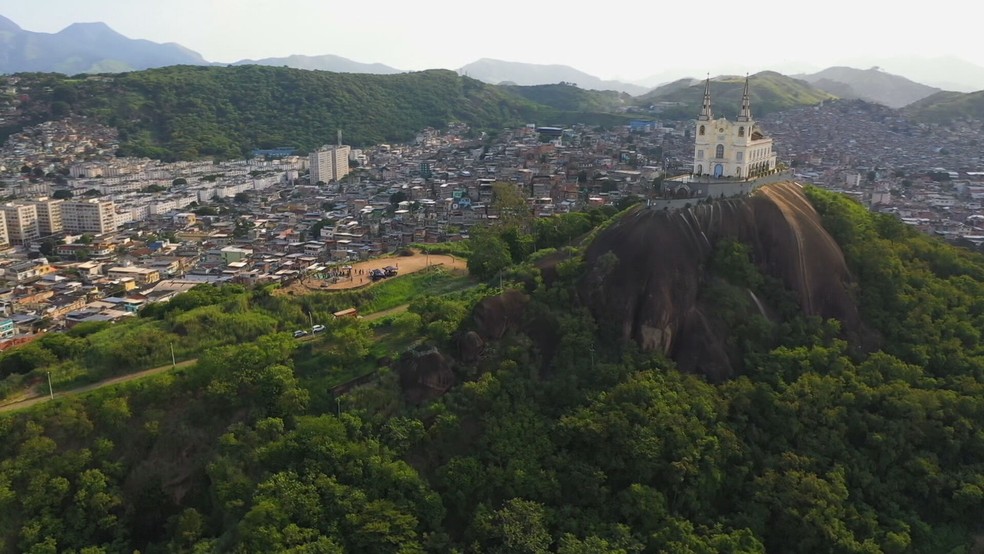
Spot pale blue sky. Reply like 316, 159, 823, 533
3, 0, 980, 82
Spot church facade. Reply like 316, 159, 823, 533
692, 76, 777, 179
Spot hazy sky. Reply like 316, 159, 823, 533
3, 0, 980, 82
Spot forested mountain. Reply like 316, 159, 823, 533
11, 65, 632, 161
639, 71, 836, 119
3, 183, 984, 551
500, 82, 631, 114
458, 58, 650, 95
904, 89, 984, 123
0, 16, 207, 74
797, 66, 940, 109
231, 55, 404, 74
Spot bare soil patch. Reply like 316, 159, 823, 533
276, 252, 467, 296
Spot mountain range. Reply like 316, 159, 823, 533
0, 15, 206, 74
796, 66, 941, 109
7, 13, 981, 104
457, 58, 650, 95
3, 14, 984, 128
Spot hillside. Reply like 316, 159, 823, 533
231, 54, 404, 74
0, 16, 207, 74
639, 71, 836, 119
798, 66, 940, 108
904, 89, 984, 123
3, 184, 984, 551
22, 66, 553, 160
459, 57, 650, 95
501, 82, 631, 114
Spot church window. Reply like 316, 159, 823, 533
699, 125, 705, 136
697, 150, 704, 159
736, 152, 743, 162
715, 144, 724, 158
738, 126, 745, 137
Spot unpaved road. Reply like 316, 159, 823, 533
0, 359, 197, 414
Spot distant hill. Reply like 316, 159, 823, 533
459, 58, 650, 95
231, 54, 403, 74
797, 66, 940, 108
834, 55, 984, 93
638, 71, 835, 119
501, 83, 630, 113
0, 16, 208, 74
904, 89, 984, 123
11, 66, 631, 160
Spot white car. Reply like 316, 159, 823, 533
293, 330, 308, 338
312, 324, 326, 333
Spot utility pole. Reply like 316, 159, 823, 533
47, 371, 53, 400
170, 343, 176, 368
336, 396, 341, 417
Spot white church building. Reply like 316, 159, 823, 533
693, 76, 776, 179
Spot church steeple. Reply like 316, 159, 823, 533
697, 74, 712, 121
737, 74, 752, 122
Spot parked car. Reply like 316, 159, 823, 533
293, 330, 308, 338
312, 324, 326, 333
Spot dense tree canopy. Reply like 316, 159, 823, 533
1, 189, 984, 552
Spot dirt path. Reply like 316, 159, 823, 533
363, 304, 410, 322
0, 359, 197, 414
277, 252, 467, 295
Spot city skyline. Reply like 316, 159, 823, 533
5, 0, 981, 84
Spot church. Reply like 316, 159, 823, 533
692, 76, 776, 179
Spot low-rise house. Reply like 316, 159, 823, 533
106, 266, 160, 285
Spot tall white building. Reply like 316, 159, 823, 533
33, 197, 64, 236
309, 145, 352, 184
0, 211, 9, 248
62, 199, 118, 235
3, 203, 39, 245
693, 76, 776, 179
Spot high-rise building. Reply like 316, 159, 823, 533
3, 203, 39, 245
309, 145, 352, 184
62, 199, 117, 235
33, 197, 64, 236
0, 211, 9, 248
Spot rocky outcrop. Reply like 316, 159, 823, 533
579, 181, 863, 381
397, 347, 455, 405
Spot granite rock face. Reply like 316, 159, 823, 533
579, 181, 862, 381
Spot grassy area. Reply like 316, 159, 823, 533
358, 266, 474, 313
410, 241, 471, 258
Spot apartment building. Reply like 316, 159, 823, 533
33, 197, 64, 235
62, 199, 117, 234
0, 211, 8, 248
309, 145, 351, 184
3, 203, 39, 245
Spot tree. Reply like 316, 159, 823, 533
467, 227, 512, 281
491, 182, 531, 230
389, 191, 408, 205
78, 234, 94, 245
234, 192, 251, 204
172, 178, 188, 186
473, 498, 552, 554
52, 189, 73, 199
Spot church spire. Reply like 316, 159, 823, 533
698, 74, 712, 121
737, 73, 752, 122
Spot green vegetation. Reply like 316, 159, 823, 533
3, 190, 984, 551
502, 83, 634, 122
14, 66, 632, 161
639, 70, 836, 119
904, 89, 984, 123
